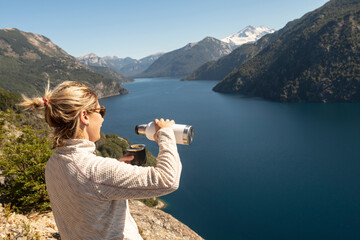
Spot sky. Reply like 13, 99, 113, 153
1, 0, 329, 59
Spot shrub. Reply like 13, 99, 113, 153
96, 133, 157, 167
0, 87, 21, 111
140, 198, 159, 208
0, 112, 53, 214
96, 133, 129, 159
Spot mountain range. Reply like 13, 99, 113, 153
3, 0, 359, 103
136, 26, 273, 78
212, 0, 360, 102
77, 53, 164, 77
0, 28, 129, 98
78, 26, 273, 79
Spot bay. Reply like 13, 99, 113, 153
100, 77, 360, 240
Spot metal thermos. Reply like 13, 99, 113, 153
135, 121, 194, 145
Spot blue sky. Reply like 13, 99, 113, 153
1, 0, 329, 59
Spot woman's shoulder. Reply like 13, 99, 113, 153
55, 139, 96, 154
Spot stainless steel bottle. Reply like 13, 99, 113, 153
135, 122, 194, 145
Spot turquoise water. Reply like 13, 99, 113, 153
100, 78, 360, 240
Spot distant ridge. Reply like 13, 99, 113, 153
87, 65, 133, 84
136, 37, 233, 78
77, 52, 164, 77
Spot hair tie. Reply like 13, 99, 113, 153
42, 97, 48, 107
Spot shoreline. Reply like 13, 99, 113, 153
155, 198, 167, 209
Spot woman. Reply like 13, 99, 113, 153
21, 81, 182, 240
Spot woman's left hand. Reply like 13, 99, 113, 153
118, 154, 134, 164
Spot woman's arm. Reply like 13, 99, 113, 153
85, 122, 182, 200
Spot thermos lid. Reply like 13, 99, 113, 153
135, 124, 146, 136
183, 125, 194, 145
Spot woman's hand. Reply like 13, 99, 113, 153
153, 118, 175, 142
118, 154, 134, 164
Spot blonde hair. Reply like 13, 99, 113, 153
20, 81, 98, 147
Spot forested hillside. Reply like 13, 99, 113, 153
0, 28, 128, 98
213, 0, 360, 102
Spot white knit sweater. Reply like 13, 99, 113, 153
45, 128, 182, 240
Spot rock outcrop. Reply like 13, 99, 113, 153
130, 200, 203, 240
0, 200, 204, 240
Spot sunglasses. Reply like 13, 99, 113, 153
88, 106, 106, 118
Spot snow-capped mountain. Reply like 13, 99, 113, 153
221, 25, 275, 47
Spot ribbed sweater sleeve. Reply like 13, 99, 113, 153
77, 128, 182, 200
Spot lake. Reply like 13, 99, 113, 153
100, 77, 360, 240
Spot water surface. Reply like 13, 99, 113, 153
100, 78, 360, 240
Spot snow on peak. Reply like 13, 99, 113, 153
221, 25, 275, 47
82, 53, 98, 58
3, 28, 15, 31
103, 56, 120, 60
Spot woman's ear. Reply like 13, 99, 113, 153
79, 110, 90, 126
